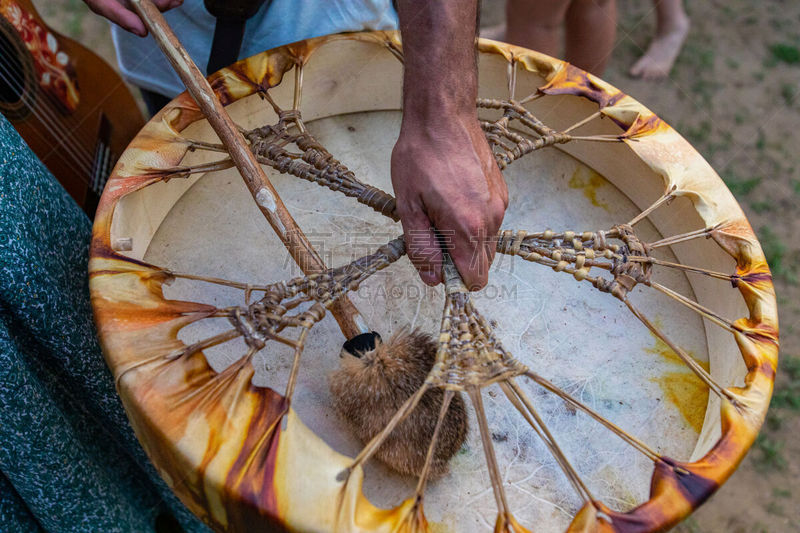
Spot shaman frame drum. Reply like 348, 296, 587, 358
89, 32, 778, 532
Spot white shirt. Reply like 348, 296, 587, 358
112, 0, 398, 97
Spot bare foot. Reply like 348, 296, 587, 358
480, 23, 506, 42
629, 14, 689, 79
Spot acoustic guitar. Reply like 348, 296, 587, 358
0, 0, 145, 217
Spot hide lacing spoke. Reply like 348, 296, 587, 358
175, 138, 227, 153
166, 270, 274, 292
413, 390, 456, 499
470, 387, 516, 524
625, 299, 737, 404
650, 282, 741, 334
626, 257, 738, 282
143, 159, 235, 180
500, 380, 594, 505
649, 225, 720, 249
177, 354, 253, 409
518, 91, 542, 104
562, 110, 603, 134
523, 371, 661, 463
283, 315, 320, 402
627, 186, 677, 226
508, 58, 518, 101
165, 329, 241, 361
293, 62, 304, 112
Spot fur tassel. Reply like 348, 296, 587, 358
329, 328, 468, 478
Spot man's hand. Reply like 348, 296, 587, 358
395, 0, 507, 289
83, 0, 182, 37
392, 114, 507, 289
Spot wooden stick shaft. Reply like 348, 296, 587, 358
130, 0, 365, 338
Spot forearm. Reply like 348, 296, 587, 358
392, 1, 506, 290
397, 0, 479, 124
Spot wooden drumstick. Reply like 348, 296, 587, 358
129, 0, 369, 340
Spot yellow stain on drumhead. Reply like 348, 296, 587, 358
568, 167, 609, 210
655, 373, 709, 434
645, 335, 710, 434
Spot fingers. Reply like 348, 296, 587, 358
449, 232, 489, 290
391, 118, 508, 290
449, 183, 506, 290
87, 0, 146, 36
404, 170, 505, 290
153, 0, 184, 9
445, 219, 495, 291
398, 206, 442, 286
85, 0, 183, 37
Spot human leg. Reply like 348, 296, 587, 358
564, 0, 617, 75
504, 0, 571, 57
629, 0, 690, 79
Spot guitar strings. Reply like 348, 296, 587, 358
0, 56, 96, 176
0, 49, 100, 171
0, 55, 98, 179
0, 60, 95, 180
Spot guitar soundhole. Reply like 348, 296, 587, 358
0, 17, 36, 120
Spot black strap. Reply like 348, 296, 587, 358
204, 0, 270, 74
207, 17, 247, 74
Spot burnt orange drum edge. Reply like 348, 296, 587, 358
89, 32, 778, 533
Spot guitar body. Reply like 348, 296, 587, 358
0, 0, 145, 216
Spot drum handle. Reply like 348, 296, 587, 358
442, 253, 468, 295
130, 0, 368, 340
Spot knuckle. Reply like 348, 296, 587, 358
396, 202, 421, 224
500, 190, 510, 209
467, 277, 487, 291
460, 215, 484, 239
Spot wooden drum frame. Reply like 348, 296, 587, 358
89, 32, 778, 532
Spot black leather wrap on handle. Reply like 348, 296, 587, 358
204, 0, 270, 74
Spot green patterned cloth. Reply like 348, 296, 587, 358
0, 115, 208, 533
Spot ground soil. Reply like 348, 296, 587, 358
33, 0, 800, 530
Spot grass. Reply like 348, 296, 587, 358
782, 83, 797, 106
685, 120, 712, 146
772, 487, 791, 499
749, 201, 771, 214
674, 517, 704, 533
766, 501, 786, 517
769, 43, 800, 64
755, 129, 766, 151
759, 357, 800, 472
752, 433, 787, 470
743, 14, 758, 26
722, 171, 761, 196
766, 411, 783, 431
771, 356, 800, 410
758, 226, 796, 283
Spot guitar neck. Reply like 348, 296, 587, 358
0, 0, 144, 218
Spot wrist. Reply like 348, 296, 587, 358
402, 87, 477, 128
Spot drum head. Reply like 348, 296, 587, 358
90, 32, 778, 532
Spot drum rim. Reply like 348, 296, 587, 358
89, 31, 778, 532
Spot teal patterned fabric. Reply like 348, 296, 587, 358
0, 114, 208, 532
